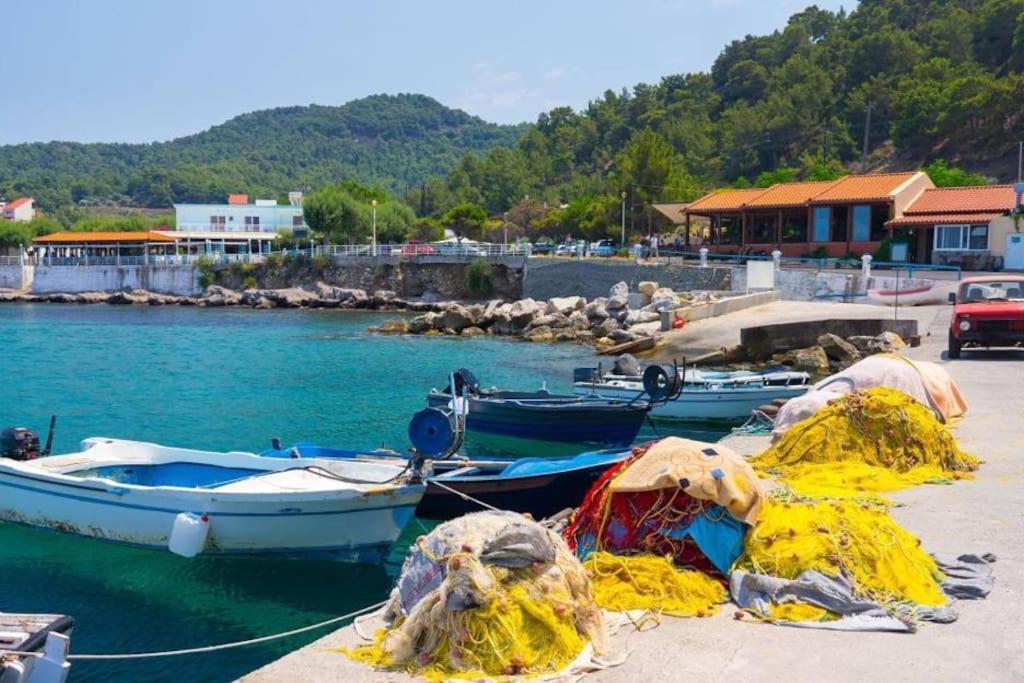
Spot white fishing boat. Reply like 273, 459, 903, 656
865, 277, 945, 306
0, 436, 424, 563
573, 366, 811, 421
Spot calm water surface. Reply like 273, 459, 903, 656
0, 305, 724, 681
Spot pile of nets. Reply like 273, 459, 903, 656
753, 387, 979, 498
583, 552, 727, 617
739, 496, 947, 607
343, 511, 607, 680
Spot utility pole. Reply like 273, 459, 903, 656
620, 191, 627, 247
861, 104, 873, 173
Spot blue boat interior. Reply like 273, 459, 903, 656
69, 463, 264, 488
259, 443, 397, 460
438, 449, 629, 481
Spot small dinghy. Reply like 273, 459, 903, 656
573, 358, 810, 422
425, 367, 677, 453
866, 277, 945, 306
0, 424, 423, 564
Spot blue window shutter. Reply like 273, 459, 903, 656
813, 207, 830, 242
853, 205, 871, 241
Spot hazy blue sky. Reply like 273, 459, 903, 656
1, 0, 849, 145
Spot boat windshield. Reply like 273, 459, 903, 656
958, 281, 1024, 302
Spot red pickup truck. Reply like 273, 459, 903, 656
948, 275, 1024, 359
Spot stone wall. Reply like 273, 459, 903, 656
522, 259, 731, 300
32, 265, 199, 295
0, 264, 31, 290
731, 266, 866, 301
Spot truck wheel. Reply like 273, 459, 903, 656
947, 331, 961, 359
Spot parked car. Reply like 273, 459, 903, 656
592, 239, 617, 257
401, 241, 437, 255
947, 275, 1024, 359
532, 242, 554, 255
434, 242, 485, 256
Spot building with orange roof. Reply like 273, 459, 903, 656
174, 192, 308, 239
683, 172, 934, 257
887, 185, 1022, 268
30, 228, 278, 264
1, 197, 35, 222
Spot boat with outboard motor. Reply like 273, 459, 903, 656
0, 424, 424, 563
424, 367, 678, 453
572, 358, 810, 422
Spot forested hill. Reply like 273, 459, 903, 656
425, 0, 1024, 225
0, 94, 528, 211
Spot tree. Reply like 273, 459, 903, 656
442, 203, 487, 240
302, 184, 370, 243
373, 201, 417, 243
922, 160, 989, 187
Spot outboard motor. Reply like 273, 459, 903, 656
452, 368, 480, 396
1, 427, 41, 461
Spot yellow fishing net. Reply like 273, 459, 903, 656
740, 497, 947, 606
583, 552, 726, 617
765, 602, 837, 622
753, 387, 979, 497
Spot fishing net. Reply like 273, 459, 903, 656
754, 387, 979, 497
765, 602, 837, 622
583, 552, 726, 617
342, 511, 606, 680
739, 496, 947, 606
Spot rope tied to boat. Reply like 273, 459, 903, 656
1, 599, 388, 661
427, 478, 503, 512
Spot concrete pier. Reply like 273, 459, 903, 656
245, 300, 1024, 683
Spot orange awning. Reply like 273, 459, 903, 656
32, 231, 178, 245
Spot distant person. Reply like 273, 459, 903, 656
674, 235, 682, 251
651, 234, 659, 257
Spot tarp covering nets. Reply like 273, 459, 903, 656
773, 354, 968, 438
565, 437, 765, 578
738, 496, 947, 607
754, 387, 979, 498
343, 511, 607, 680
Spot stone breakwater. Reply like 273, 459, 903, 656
0, 283, 451, 312
386, 280, 724, 351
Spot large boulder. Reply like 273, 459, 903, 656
868, 331, 906, 354
460, 326, 486, 337
201, 285, 241, 306
846, 336, 875, 354
624, 310, 660, 326
108, 289, 149, 305
546, 296, 586, 315
606, 295, 628, 311
477, 299, 505, 328
524, 325, 556, 343
609, 281, 629, 298
649, 287, 679, 312
609, 329, 638, 343
626, 292, 650, 309
817, 333, 861, 363
583, 298, 609, 320
491, 312, 516, 336
437, 304, 476, 332
508, 298, 543, 328
378, 319, 410, 335
408, 313, 439, 334
568, 311, 591, 331
526, 313, 570, 331
637, 281, 658, 296
78, 291, 112, 304
779, 345, 830, 374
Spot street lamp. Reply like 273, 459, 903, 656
620, 191, 627, 248
371, 199, 378, 256
503, 211, 508, 248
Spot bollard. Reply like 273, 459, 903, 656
699, 247, 708, 268
772, 249, 782, 271
861, 254, 872, 281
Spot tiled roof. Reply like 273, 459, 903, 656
686, 188, 768, 213
33, 231, 177, 244
3, 197, 31, 210
228, 194, 249, 205
743, 180, 842, 209
887, 212, 1005, 227
808, 172, 921, 203
901, 185, 1017, 215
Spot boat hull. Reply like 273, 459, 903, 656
0, 442, 423, 563
573, 383, 809, 421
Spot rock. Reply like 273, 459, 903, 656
527, 313, 570, 331
201, 285, 242, 306
419, 290, 441, 303
568, 311, 591, 331
609, 281, 629, 298
460, 326, 486, 337
546, 296, 586, 315
491, 312, 515, 336
408, 313, 439, 334
583, 299, 609, 320
378, 319, 409, 335
613, 354, 642, 376
609, 329, 638, 343
406, 300, 438, 312
595, 336, 617, 351
315, 284, 368, 307
846, 336, 875, 354
108, 290, 149, 305
868, 331, 906, 354
624, 310, 660, 326
78, 291, 112, 304
626, 292, 650, 309
606, 295, 628, 311
637, 281, 658, 296
721, 345, 749, 363
650, 287, 679, 312
781, 345, 830, 374
524, 325, 556, 343
817, 333, 861, 363
477, 299, 504, 328
437, 303, 476, 331
555, 329, 579, 342
508, 298, 542, 328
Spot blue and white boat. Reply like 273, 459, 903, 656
0, 436, 423, 563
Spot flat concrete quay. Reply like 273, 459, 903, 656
244, 301, 1024, 683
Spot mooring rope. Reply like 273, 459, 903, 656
427, 478, 503, 512
0, 599, 388, 661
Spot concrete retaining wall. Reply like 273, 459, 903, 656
32, 265, 199, 295
732, 267, 867, 301
741, 318, 919, 358
0, 264, 31, 290
523, 259, 731, 300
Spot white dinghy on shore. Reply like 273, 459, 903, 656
0, 437, 423, 564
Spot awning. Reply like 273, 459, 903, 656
887, 212, 1004, 227
32, 231, 177, 245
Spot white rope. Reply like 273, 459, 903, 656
0, 600, 388, 662
427, 478, 502, 512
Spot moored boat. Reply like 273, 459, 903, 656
573, 365, 810, 422
0, 436, 424, 563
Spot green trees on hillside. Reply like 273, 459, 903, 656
303, 182, 414, 244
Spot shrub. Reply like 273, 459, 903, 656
242, 275, 258, 290
466, 258, 493, 297
195, 256, 215, 289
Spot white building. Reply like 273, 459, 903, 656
1, 197, 35, 222
173, 193, 308, 238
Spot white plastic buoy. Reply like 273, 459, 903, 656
448, 396, 469, 417
168, 512, 210, 558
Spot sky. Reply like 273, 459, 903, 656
0, 0, 850, 145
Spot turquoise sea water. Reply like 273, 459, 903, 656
0, 305, 726, 681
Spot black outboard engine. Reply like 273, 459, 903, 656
1, 427, 41, 461
452, 368, 480, 396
